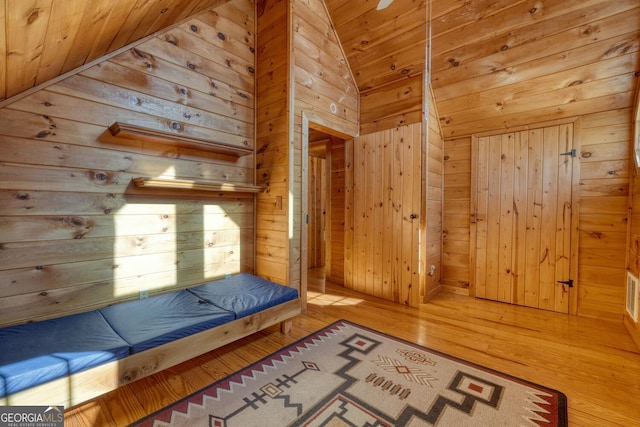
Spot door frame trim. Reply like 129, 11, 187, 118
469, 118, 580, 315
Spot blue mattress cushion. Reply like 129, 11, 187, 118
188, 273, 299, 318
0, 311, 131, 397
98, 290, 235, 354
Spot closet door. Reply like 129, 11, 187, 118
471, 124, 574, 313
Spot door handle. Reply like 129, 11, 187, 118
557, 279, 573, 288
410, 214, 418, 219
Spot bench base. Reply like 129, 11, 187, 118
0, 299, 301, 408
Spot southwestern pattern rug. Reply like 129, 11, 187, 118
134, 320, 567, 426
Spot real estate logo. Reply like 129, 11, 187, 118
0, 406, 63, 427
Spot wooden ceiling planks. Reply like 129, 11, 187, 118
324, 0, 640, 137
432, 0, 640, 137
1, 0, 639, 138
1, 0, 229, 101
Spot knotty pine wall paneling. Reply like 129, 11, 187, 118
0, 0, 256, 327
255, 0, 291, 287
292, 0, 359, 296
255, 0, 358, 301
627, 157, 640, 348
442, 137, 472, 293
579, 109, 631, 321
424, 86, 443, 300
360, 74, 424, 135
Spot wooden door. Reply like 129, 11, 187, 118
345, 124, 422, 307
471, 124, 574, 313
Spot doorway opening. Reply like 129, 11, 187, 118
305, 127, 346, 294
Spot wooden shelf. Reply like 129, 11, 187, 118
132, 177, 263, 193
109, 122, 253, 157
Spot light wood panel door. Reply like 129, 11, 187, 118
471, 124, 575, 313
345, 124, 422, 307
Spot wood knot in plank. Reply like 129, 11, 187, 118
164, 35, 178, 46
604, 41, 633, 57
90, 171, 110, 183
27, 8, 41, 24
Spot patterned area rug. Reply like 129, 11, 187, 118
133, 320, 567, 426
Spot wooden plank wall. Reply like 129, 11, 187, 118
628, 160, 640, 346
0, 0, 256, 327
255, 0, 290, 286
291, 0, 359, 293
424, 87, 443, 300
360, 75, 424, 136
255, 0, 358, 295
442, 136, 472, 292
328, 140, 345, 285
579, 109, 631, 321
442, 108, 633, 321
345, 123, 422, 307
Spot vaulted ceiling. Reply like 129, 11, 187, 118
325, 0, 640, 137
2, 0, 639, 138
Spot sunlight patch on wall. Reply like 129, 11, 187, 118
204, 204, 241, 279
113, 203, 177, 297
113, 166, 179, 297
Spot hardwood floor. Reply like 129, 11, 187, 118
65, 272, 640, 426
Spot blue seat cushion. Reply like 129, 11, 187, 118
99, 290, 235, 354
188, 273, 299, 318
0, 311, 131, 397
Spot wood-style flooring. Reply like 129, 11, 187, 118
65, 270, 640, 426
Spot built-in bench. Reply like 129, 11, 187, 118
0, 273, 300, 407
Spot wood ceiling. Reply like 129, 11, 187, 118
1, 0, 639, 138
325, 0, 640, 137
0, 0, 227, 101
